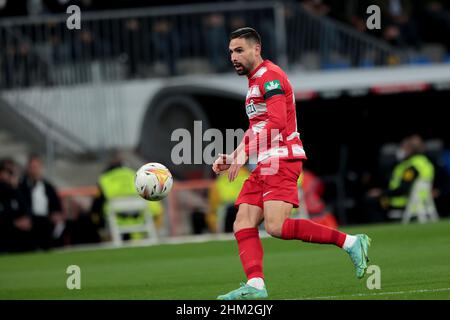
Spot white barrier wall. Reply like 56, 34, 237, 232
2, 64, 450, 150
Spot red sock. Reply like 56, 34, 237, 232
281, 218, 346, 248
235, 227, 264, 280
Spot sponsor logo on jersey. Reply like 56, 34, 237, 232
245, 102, 267, 119
264, 80, 281, 92
246, 100, 257, 117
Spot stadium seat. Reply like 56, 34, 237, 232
359, 59, 375, 68
299, 52, 321, 70
321, 61, 351, 70
408, 55, 432, 65
106, 197, 159, 246
420, 44, 446, 63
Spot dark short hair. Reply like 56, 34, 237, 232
27, 152, 43, 165
229, 27, 261, 45
0, 157, 14, 175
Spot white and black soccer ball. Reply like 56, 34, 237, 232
135, 163, 173, 201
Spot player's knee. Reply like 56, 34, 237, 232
233, 217, 253, 233
233, 208, 257, 233
264, 220, 282, 238
233, 210, 246, 232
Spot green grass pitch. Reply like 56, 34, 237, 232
1, 219, 449, 300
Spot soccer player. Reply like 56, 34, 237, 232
212, 27, 371, 300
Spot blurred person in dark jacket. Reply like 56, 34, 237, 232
371, 0, 421, 48
0, 158, 35, 253
18, 153, 65, 249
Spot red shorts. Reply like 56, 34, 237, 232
235, 158, 303, 209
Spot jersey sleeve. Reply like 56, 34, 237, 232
260, 72, 286, 100
244, 71, 288, 156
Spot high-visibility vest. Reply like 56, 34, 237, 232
215, 169, 250, 204
389, 155, 434, 208
99, 167, 163, 226
206, 168, 250, 232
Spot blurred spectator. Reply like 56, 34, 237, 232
90, 149, 163, 241
190, 207, 208, 235
1, 157, 21, 187
72, 29, 95, 61
27, 0, 49, 16
203, 13, 228, 72
365, 135, 436, 222
0, 158, 35, 253
367, 0, 421, 49
46, 22, 72, 65
1, 43, 15, 88
18, 154, 66, 249
229, 15, 246, 32
1, 41, 38, 88
418, 1, 450, 51
125, 18, 141, 77
61, 195, 101, 245
207, 166, 250, 233
151, 18, 179, 76
301, 0, 331, 16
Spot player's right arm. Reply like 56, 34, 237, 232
212, 129, 251, 175
212, 153, 231, 174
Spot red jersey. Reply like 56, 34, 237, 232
244, 60, 306, 163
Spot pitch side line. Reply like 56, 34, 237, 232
54, 232, 272, 253
299, 287, 450, 299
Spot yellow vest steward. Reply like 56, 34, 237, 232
99, 167, 163, 227
388, 155, 435, 208
215, 169, 250, 204
207, 168, 250, 232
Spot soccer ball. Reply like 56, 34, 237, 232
135, 162, 173, 201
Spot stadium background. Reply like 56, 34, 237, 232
1, 0, 450, 300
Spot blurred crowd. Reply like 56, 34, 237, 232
2, 0, 450, 88
0, 154, 100, 253
0, 0, 276, 87
300, 0, 450, 52
2, 0, 449, 51
0, 150, 167, 254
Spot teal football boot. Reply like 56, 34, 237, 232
217, 283, 268, 300
345, 234, 371, 279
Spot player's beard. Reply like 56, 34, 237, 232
233, 62, 249, 76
